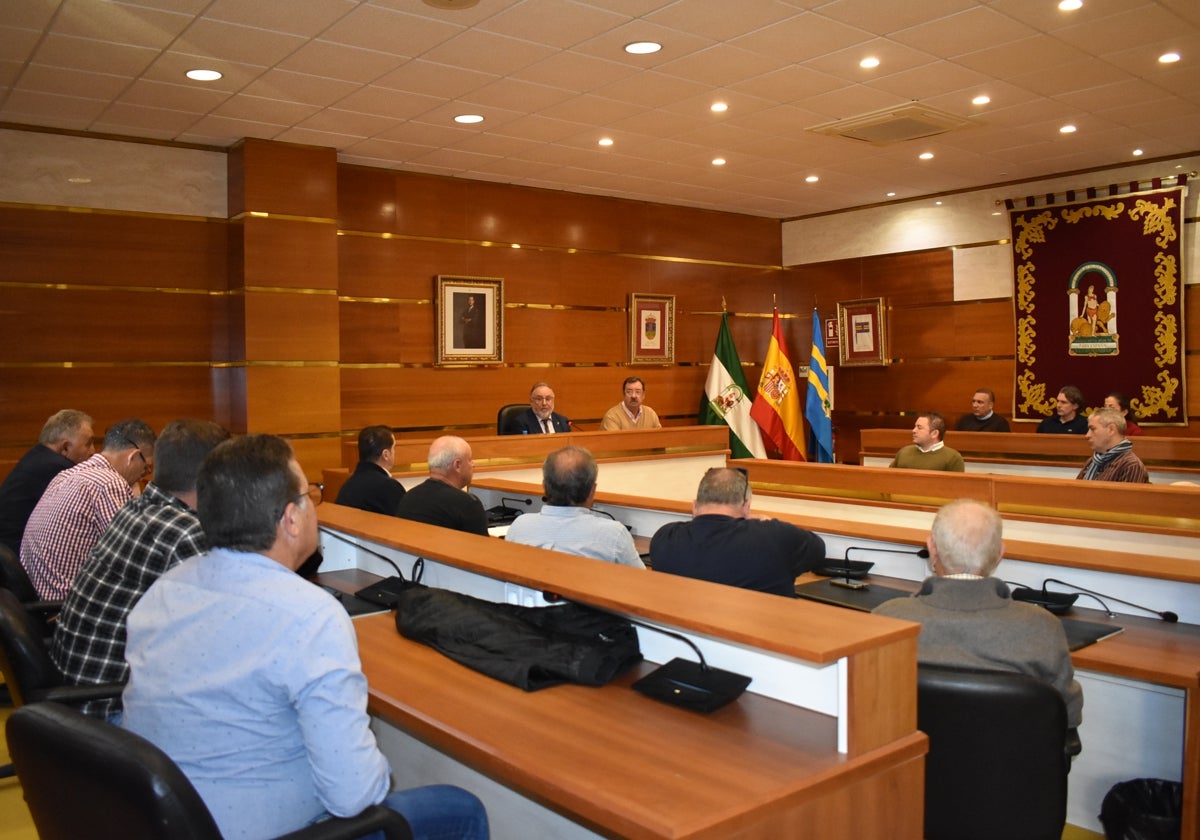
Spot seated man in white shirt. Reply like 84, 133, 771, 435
122, 433, 488, 840
505, 446, 645, 569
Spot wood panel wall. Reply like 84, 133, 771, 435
1, 136, 1195, 480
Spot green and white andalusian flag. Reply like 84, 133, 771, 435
698, 312, 766, 459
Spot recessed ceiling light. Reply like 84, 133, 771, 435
454, 114, 484, 124
1158, 52, 1181, 64
1132, 148, 1144, 156
919, 152, 934, 160
805, 175, 819, 183
886, 192, 896, 197
712, 157, 726, 166
1059, 124, 1077, 134
185, 69, 222, 82
710, 101, 728, 113
598, 137, 613, 147
624, 41, 661, 55
935, 200, 943, 206
972, 94, 990, 106
1058, 0, 1082, 10
859, 57, 880, 69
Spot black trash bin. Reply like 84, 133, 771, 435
1099, 778, 1182, 840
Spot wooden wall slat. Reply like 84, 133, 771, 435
890, 299, 1014, 360
2, 288, 219, 363
241, 217, 339, 289
244, 292, 339, 361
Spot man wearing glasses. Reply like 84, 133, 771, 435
500, 382, 571, 435
122, 434, 488, 840
650, 468, 825, 597
21, 418, 156, 600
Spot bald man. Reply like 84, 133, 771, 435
394, 436, 488, 535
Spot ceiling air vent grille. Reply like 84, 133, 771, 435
807, 103, 975, 146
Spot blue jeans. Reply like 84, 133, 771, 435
364, 785, 488, 840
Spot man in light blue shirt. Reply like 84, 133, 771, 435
505, 446, 645, 569
122, 434, 487, 840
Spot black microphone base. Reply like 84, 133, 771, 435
632, 658, 751, 713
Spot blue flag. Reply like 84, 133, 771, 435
805, 309, 835, 463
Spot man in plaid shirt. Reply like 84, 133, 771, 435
50, 419, 229, 719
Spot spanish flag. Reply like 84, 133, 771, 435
750, 308, 806, 460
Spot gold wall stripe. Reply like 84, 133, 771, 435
0, 280, 217, 295
0, 361, 216, 369
229, 211, 337, 225
337, 227, 783, 270
241, 285, 337, 296
340, 295, 432, 305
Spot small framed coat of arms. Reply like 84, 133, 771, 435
629, 294, 675, 365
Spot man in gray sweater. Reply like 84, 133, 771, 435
874, 498, 1082, 729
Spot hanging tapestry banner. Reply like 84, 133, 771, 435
1011, 186, 1187, 427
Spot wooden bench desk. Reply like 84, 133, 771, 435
316, 504, 926, 839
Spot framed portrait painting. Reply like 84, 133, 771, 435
435, 276, 503, 365
629, 293, 675, 365
836, 298, 888, 367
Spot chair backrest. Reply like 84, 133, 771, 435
6, 702, 223, 840
918, 664, 1069, 840
0, 587, 65, 706
0, 544, 39, 603
497, 403, 527, 434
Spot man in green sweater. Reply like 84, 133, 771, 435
889, 412, 965, 472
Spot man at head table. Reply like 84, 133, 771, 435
501, 382, 571, 435
600, 376, 662, 431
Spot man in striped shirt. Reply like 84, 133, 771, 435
20, 418, 156, 600
50, 419, 229, 719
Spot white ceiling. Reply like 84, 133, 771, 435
2, 0, 1198, 218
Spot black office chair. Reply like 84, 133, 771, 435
0, 587, 124, 777
918, 665, 1069, 840
496, 403, 527, 434
6, 702, 413, 840
0, 543, 62, 637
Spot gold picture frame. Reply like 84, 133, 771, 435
836, 297, 888, 367
435, 275, 503, 365
628, 293, 675, 365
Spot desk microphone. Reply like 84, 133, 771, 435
824, 545, 929, 590
1043, 578, 1179, 623
618, 614, 752, 712
500, 496, 532, 511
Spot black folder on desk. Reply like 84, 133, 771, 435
794, 580, 1124, 652
794, 579, 911, 612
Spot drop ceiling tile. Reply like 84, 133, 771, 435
590, 70, 708, 109
173, 19, 307, 66
865, 59, 991, 103
372, 58, 498, 99
203, 0, 357, 38
211, 93, 321, 124
331, 85, 446, 121
655, 43, 787, 88
241, 69, 362, 108
421, 30, 558, 76
339, 136, 437, 165
296, 107, 397, 138
274, 125, 373, 147
51, 0, 193, 49
118, 78, 230, 111
0, 89, 109, 128
729, 12, 873, 63
93, 100, 200, 135
276, 40, 401, 83
643, 0, 801, 41
892, 6, 1036, 57
728, 64, 848, 103
955, 34, 1091, 78
181, 112, 286, 143
407, 146, 502, 171
816, 0, 975, 36
31, 33, 160, 76
536, 93, 643, 126
459, 77, 576, 113
14, 64, 132, 100
510, 51, 637, 94
319, 4, 462, 57
479, 0, 628, 49
139, 50, 265, 88
484, 112, 592, 143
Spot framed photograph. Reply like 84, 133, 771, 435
435, 275, 503, 365
836, 297, 888, 367
629, 293, 675, 365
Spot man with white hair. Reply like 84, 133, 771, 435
874, 498, 1082, 729
394, 436, 488, 535
1078, 406, 1149, 483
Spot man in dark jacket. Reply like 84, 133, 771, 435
334, 425, 405, 515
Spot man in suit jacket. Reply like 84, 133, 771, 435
334, 425, 405, 515
501, 382, 571, 435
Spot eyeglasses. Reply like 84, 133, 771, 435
296, 482, 324, 507
531, 395, 554, 403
